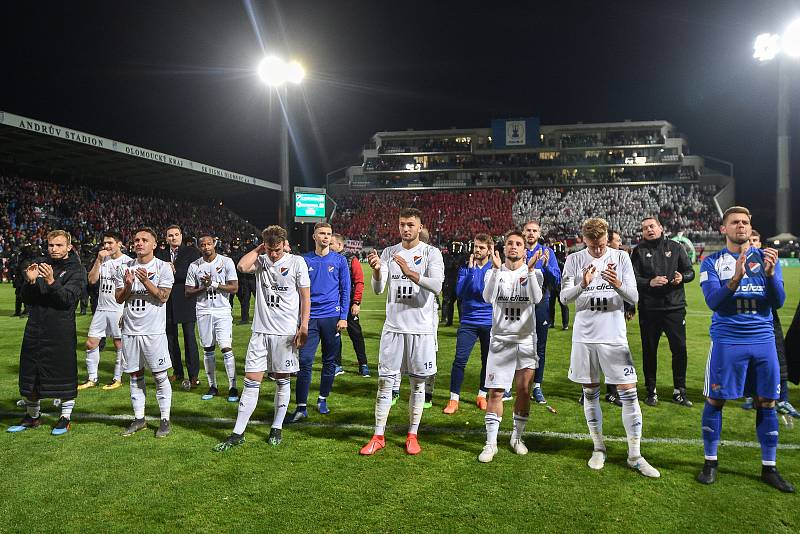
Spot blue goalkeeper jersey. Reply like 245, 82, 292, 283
302, 250, 350, 320
699, 247, 785, 344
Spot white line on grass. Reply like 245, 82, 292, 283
3, 410, 798, 450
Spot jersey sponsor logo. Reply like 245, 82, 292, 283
391, 274, 409, 280
497, 295, 530, 302
738, 284, 764, 292
280, 267, 289, 276
413, 255, 422, 265
722, 265, 732, 272
591, 282, 616, 291
270, 285, 289, 291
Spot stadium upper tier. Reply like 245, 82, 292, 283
0, 175, 259, 258
330, 119, 733, 193
331, 183, 721, 248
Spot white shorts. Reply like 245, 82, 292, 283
197, 313, 233, 349
378, 331, 437, 377
245, 333, 299, 374
485, 339, 538, 390
568, 342, 637, 385
122, 334, 171, 374
88, 310, 122, 339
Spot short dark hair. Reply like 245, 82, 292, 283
505, 230, 525, 243
722, 206, 751, 224
103, 231, 123, 243
197, 234, 215, 244
166, 224, 182, 234
751, 229, 761, 237
262, 225, 288, 248
608, 229, 621, 241
523, 219, 540, 228
134, 227, 158, 241
641, 215, 661, 225
399, 208, 422, 221
313, 222, 332, 232
474, 233, 492, 245
332, 233, 345, 243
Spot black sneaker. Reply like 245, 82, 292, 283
7, 414, 42, 433
605, 392, 623, 407
696, 459, 718, 484
201, 387, 218, 401
51, 416, 71, 436
268, 427, 282, 446
578, 393, 584, 405
213, 432, 245, 452
672, 389, 693, 407
645, 393, 658, 407
155, 418, 171, 438
121, 417, 147, 437
761, 466, 796, 493
227, 387, 239, 402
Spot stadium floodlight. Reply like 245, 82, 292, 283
754, 33, 781, 61
783, 19, 800, 57
257, 55, 305, 86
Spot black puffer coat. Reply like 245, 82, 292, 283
19, 252, 86, 400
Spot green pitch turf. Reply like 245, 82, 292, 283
1, 268, 798, 533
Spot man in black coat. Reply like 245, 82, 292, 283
156, 225, 201, 390
229, 238, 255, 324
8, 230, 87, 436
631, 216, 695, 407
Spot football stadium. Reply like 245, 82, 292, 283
3, 3, 800, 533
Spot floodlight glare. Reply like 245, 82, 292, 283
286, 61, 305, 84
754, 33, 781, 61
258, 55, 289, 86
782, 18, 800, 57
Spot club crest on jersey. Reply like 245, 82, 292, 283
148, 271, 156, 280
413, 255, 422, 265
280, 267, 289, 276
215, 266, 223, 273
748, 262, 761, 273
665, 250, 672, 258
328, 265, 335, 272
519, 276, 528, 286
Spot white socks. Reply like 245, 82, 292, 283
86, 348, 100, 381
450, 392, 460, 401
511, 413, 528, 441
374, 376, 394, 436
113, 349, 124, 381
233, 378, 261, 435
409, 376, 425, 434
223, 350, 236, 389
60, 399, 75, 419
485, 412, 502, 445
130, 375, 146, 419
619, 388, 642, 459
204, 350, 217, 388
154, 370, 172, 421
273, 378, 290, 429
582, 386, 605, 452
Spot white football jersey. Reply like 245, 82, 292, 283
115, 256, 174, 335
483, 265, 543, 343
375, 242, 445, 335
252, 253, 310, 336
96, 254, 134, 313
561, 248, 637, 344
186, 254, 238, 315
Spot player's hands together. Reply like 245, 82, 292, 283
763, 247, 779, 276
367, 250, 381, 271
25, 263, 39, 283
468, 253, 475, 269
732, 250, 747, 283
393, 254, 412, 276
124, 269, 135, 287
294, 325, 309, 348
38, 263, 55, 285
601, 263, 621, 289
135, 267, 149, 283
336, 319, 348, 332
200, 274, 212, 288
542, 248, 550, 266
670, 271, 683, 285
527, 250, 542, 272
491, 249, 502, 269
649, 276, 668, 287
581, 265, 596, 288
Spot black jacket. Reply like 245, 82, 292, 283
19, 252, 87, 399
156, 245, 201, 323
784, 300, 800, 385
630, 236, 694, 312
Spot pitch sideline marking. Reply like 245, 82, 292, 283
2, 410, 798, 450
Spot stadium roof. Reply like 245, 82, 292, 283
0, 110, 280, 198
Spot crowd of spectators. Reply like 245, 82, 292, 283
512, 183, 721, 241
0, 175, 259, 264
379, 138, 471, 154
557, 131, 667, 148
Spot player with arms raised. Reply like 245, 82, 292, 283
697, 206, 793, 492
214, 226, 310, 450
477, 231, 543, 463
561, 217, 659, 477
185, 235, 239, 402
115, 228, 175, 438
360, 208, 444, 456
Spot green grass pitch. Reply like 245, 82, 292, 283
0, 267, 798, 533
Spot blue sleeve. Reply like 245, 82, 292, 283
456, 266, 470, 299
338, 256, 351, 320
544, 246, 561, 286
472, 266, 487, 298
700, 257, 734, 311
766, 260, 786, 309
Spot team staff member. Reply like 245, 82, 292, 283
331, 234, 370, 377
630, 216, 694, 407
230, 238, 256, 324
156, 225, 201, 389
286, 222, 350, 421
8, 230, 87, 436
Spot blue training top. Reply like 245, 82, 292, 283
526, 244, 561, 299
456, 262, 492, 326
699, 246, 785, 344
302, 250, 351, 320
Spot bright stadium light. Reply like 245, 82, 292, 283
754, 33, 781, 61
783, 18, 800, 57
257, 55, 305, 86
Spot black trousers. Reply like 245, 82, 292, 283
441, 292, 456, 325
639, 308, 687, 393
547, 284, 569, 328
237, 278, 255, 322
166, 322, 200, 379
336, 311, 368, 366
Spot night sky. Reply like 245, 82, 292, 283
2, 0, 799, 234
